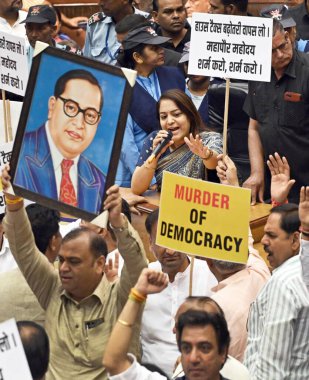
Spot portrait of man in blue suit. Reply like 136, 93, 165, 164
15, 69, 106, 215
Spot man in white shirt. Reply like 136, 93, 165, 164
0, 0, 27, 38
141, 209, 217, 377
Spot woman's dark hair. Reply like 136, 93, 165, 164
121, 43, 147, 69
157, 89, 207, 136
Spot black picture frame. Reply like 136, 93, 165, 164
10, 46, 133, 221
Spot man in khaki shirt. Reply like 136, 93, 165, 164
2, 170, 148, 380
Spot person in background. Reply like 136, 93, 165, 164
23, 5, 57, 50
244, 153, 309, 378
115, 14, 181, 67
103, 268, 231, 380
0, 0, 27, 37
287, 0, 309, 51
0, 0, 27, 101
179, 42, 211, 125
204, 154, 270, 361
208, 0, 247, 15
260, 4, 298, 49
133, 0, 154, 13
185, 0, 210, 23
299, 186, 309, 290
0, 204, 61, 326
140, 208, 217, 377
115, 26, 185, 187
243, 19, 309, 204
173, 296, 250, 380
1, 164, 148, 380
18, 321, 50, 380
84, 0, 148, 65
152, 0, 190, 53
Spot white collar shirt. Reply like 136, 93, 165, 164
0, 10, 27, 38
0, 236, 17, 273
141, 258, 217, 377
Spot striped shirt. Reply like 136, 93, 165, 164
244, 255, 309, 379
301, 239, 309, 291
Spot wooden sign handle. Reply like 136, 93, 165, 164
223, 78, 230, 156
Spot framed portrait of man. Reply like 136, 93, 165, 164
10, 46, 134, 221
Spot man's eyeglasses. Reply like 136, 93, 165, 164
272, 38, 289, 55
58, 96, 101, 125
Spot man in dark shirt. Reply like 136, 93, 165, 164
208, 0, 248, 15
243, 19, 309, 204
287, 0, 309, 41
152, 0, 190, 53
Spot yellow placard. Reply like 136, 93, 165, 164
156, 172, 251, 263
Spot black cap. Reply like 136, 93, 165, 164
21, 5, 57, 25
122, 26, 171, 50
260, 4, 296, 29
179, 42, 190, 63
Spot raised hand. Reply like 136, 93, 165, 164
104, 185, 123, 228
267, 153, 295, 203
299, 186, 309, 232
134, 268, 168, 296
216, 154, 239, 187
104, 252, 120, 283
184, 133, 213, 159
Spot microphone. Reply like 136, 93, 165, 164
147, 131, 173, 163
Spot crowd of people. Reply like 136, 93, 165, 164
1, 0, 309, 379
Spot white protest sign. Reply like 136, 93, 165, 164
189, 14, 273, 82
0, 319, 33, 380
0, 142, 13, 213
0, 31, 29, 96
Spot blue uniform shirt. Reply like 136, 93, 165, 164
115, 71, 161, 187
84, 8, 148, 65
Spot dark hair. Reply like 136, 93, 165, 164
121, 43, 147, 69
153, 0, 159, 12
157, 89, 207, 136
62, 227, 108, 258
26, 204, 60, 254
115, 14, 151, 34
54, 69, 103, 111
0, 213, 5, 223
270, 203, 300, 234
52, 5, 61, 23
221, 0, 248, 12
153, 0, 186, 12
145, 208, 159, 235
213, 260, 246, 273
184, 296, 225, 316
273, 17, 284, 36
17, 321, 50, 380
177, 310, 230, 355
